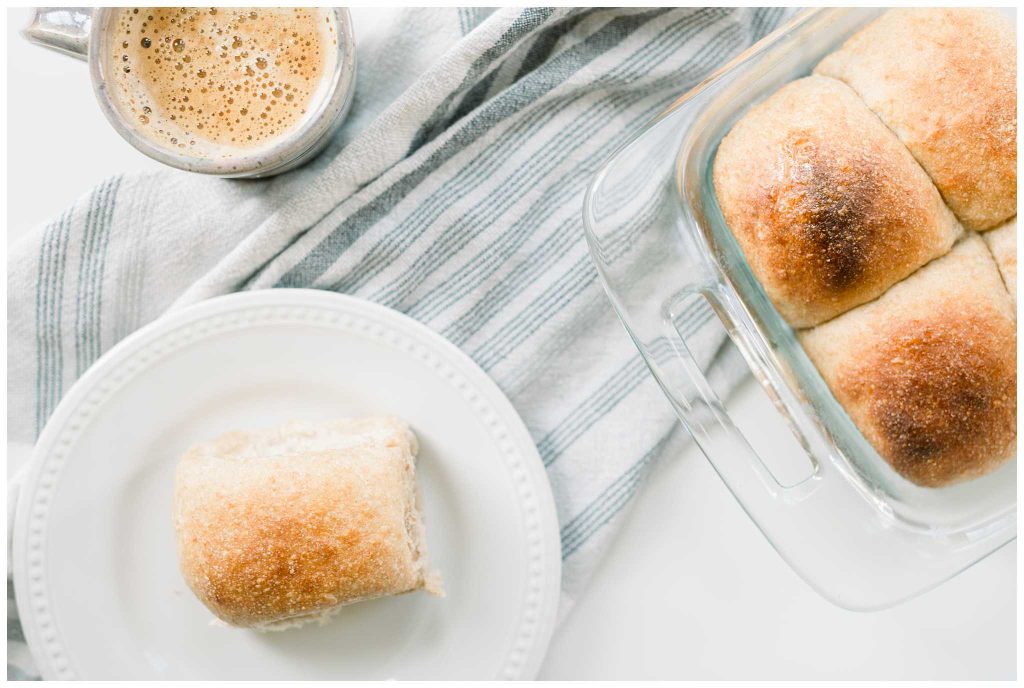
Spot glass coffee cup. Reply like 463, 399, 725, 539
24, 7, 356, 178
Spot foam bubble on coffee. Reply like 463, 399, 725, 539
109, 8, 337, 158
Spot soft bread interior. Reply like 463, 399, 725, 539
983, 219, 1017, 306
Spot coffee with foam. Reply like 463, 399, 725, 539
108, 8, 337, 158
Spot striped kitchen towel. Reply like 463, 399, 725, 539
7, 7, 791, 678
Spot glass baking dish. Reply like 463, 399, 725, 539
582, 7, 1016, 610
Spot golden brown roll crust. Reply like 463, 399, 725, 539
800, 235, 1016, 487
713, 75, 962, 327
174, 417, 439, 629
984, 219, 1017, 305
815, 8, 1017, 231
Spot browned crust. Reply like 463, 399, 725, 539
816, 9, 1017, 231
800, 236, 1016, 487
834, 307, 1016, 487
174, 420, 429, 628
713, 76, 961, 328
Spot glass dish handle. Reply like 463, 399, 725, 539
655, 283, 823, 503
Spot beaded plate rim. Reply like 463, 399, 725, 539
13, 289, 561, 680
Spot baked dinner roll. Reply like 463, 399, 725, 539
984, 219, 1017, 306
815, 9, 1017, 231
713, 75, 962, 327
800, 235, 1016, 487
174, 417, 441, 630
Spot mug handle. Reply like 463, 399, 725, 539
23, 7, 93, 60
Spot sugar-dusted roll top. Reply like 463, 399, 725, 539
713, 75, 961, 328
799, 236, 1016, 487
816, 9, 1017, 231
173, 417, 440, 630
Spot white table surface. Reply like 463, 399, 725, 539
7, 7, 1016, 680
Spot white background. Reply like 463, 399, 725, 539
6, 7, 1017, 680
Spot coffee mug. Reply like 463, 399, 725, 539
24, 7, 357, 178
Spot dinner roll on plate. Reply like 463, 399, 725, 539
984, 219, 1017, 306
800, 235, 1016, 487
815, 8, 1017, 231
174, 417, 441, 630
713, 75, 961, 328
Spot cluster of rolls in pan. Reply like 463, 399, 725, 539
713, 9, 1016, 487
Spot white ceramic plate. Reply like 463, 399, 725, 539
13, 290, 561, 680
